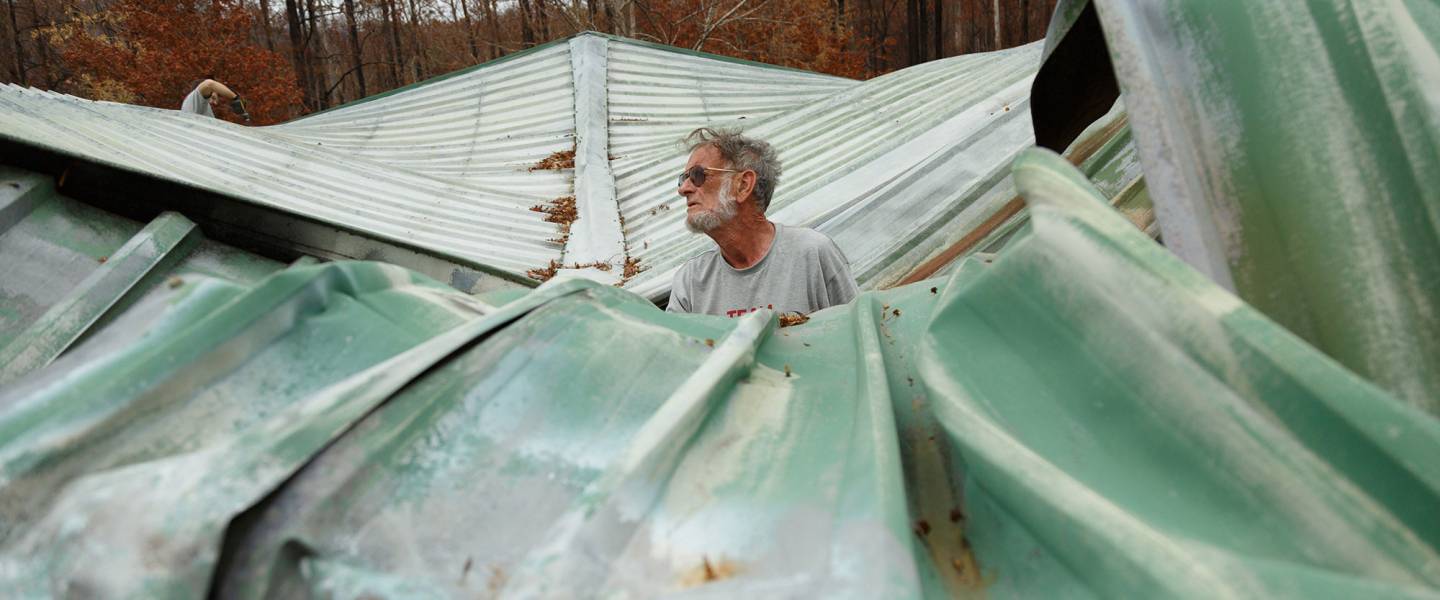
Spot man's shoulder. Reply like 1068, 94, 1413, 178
675, 247, 721, 275
779, 225, 843, 255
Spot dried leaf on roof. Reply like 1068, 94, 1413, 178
530, 149, 576, 171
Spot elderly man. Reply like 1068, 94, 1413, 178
666, 127, 858, 317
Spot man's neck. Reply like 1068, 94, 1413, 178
708, 215, 776, 270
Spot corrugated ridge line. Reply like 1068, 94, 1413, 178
616, 44, 1037, 245
264, 46, 575, 188
616, 42, 1043, 298
606, 42, 854, 158
0, 86, 563, 274
276, 45, 572, 127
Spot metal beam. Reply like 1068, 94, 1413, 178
0, 211, 200, 385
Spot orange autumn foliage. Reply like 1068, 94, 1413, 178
43, 0, 301, 124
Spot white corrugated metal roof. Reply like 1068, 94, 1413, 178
0, 32, 1043, 298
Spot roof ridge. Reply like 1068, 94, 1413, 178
289, 31, 850, 124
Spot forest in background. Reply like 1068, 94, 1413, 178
1, 0, 1058, 124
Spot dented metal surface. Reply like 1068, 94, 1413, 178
1, 5, 1437, 596
1066, 0, 1440, 413
0, 32, 1058, 301
3, 152, 1437, 598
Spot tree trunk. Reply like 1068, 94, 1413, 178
407, 0, 424, 80
602, 0, 615, 34
456, 0, 480, 63
381, 0, 404, 86
906, 0, 922, 65
933, 0, 943, 59
343, 0, 366, 97
482, 0, 501, 59
5, 0, 26, 85
518, 0, 536, 48
284, 0, 316, 110
585, 0, 596, 30
303, 0, 327, 108
257, 0, 275, 50
536, 0, 551, 41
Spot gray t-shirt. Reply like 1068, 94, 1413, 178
180, 87, 214, 117
667, 223, 859, 317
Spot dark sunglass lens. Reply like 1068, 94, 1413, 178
678, 166, 707, 188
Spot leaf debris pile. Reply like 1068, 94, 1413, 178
529, 149, 575, 171
526, 259, 615, 282
531, 195, 578, 245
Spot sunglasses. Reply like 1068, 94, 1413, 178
676, 165, 739, 188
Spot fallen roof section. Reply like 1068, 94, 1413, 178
0, 32, 1071, 299
1, 149, 1435, 598
1031, 0, 1440, 414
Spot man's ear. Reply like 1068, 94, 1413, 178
738, 170, 758, 204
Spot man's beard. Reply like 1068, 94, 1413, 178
685, 178, 739, 233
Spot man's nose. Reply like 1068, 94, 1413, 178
678, 178, 697, 196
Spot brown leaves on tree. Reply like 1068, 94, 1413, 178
42, 0, 302, 124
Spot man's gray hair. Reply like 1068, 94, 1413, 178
685, 127, 782, 213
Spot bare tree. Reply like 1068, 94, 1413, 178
285, 0, 318, 108
342, 0, 365, 96
5, 0, 26, 84
518, 0, 536, 47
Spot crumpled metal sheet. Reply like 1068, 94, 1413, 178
0, 33, 1062, 299
3, 150, 1435, 598
1072, 0, 1440, 412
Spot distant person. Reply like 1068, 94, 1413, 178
180, 78, 250, 121
666, 127, 858, 317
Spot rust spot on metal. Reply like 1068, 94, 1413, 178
778, 312, 810, 328
704, 338, 714, 347
680, 556, 738, 587
784, 364, 792, 377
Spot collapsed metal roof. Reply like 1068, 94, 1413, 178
1, 1, 1438, 597
0, 32, 1057, 300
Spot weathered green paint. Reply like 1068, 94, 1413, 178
0, 168, 49, 233
0, 212, 200, 385
3, 151, 1434, 598
1076, 0, 1440, 412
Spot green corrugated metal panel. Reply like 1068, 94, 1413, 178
3, 150, 1435, 598
0, 166, 288, 384
1072, 0, 1440, 413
